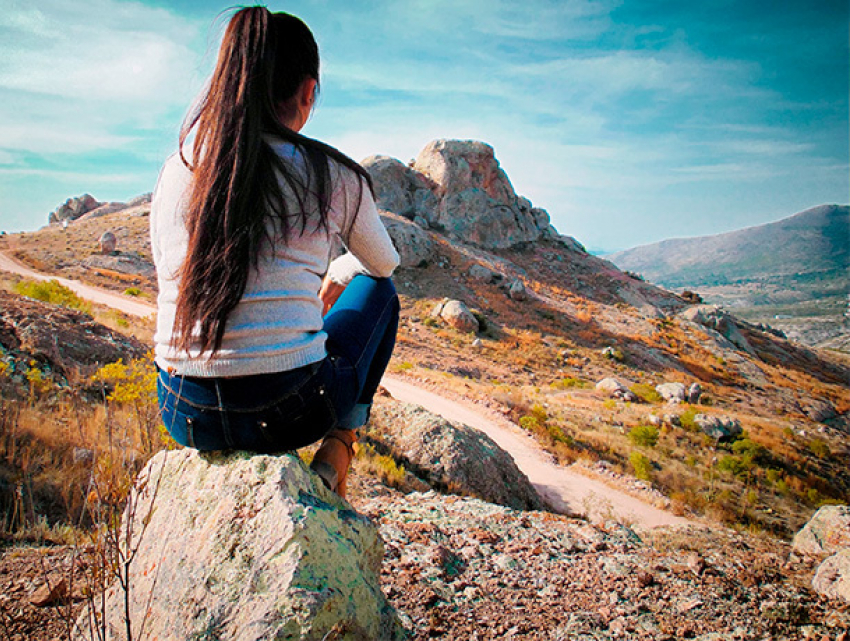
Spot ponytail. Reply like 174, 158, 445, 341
173, 6, 373, 356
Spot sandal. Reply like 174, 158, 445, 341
310, 428, 357, 499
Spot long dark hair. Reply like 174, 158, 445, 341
173, 6, 372, 355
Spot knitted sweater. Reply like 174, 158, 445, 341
150, 141, 399, 377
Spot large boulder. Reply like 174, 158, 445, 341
362, 155, 438, 218
380, 214, 435, 268
432, 299, 480, 333
413, 140, 543, 249
595, 378, 637, 402
694, 414, 742, 441
368, 399, 544, 512
75, 450, 403, 641
655, 382, 687, 404
793, 505, 850, 557
812, 549, 850, 603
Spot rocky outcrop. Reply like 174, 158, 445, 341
48, 194, 101, 224
75, 450, 403, 641
0, 290, 146, 381
679, 305, 755, 356
595, 378, 637, 402
655, 382, 686, 404
82, 253, 155, 279
432, 299, 480, 333
362, 155, 438, 219
364, 140, 554, 250
380, 213, 435, 268
368, 399, 544, 512
694, 414, 742, 441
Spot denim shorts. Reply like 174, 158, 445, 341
157, 275, 398, 453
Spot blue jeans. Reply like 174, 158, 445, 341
157, 275, 399, 453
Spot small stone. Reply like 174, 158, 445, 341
30, 576, 67, 607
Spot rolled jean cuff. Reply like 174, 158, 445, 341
338, 403, 371, 429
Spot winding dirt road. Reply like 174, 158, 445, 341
2, 250, 690, 528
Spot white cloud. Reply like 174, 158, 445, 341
0, 0, 205, 157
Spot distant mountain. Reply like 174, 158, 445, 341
607, 204, 849, 289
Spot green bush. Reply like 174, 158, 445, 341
717, 454, 752, 477
519, 416, 540, 431
628, 424, 659, 447
124, 287, 142, 297
550, 377, 590, 390
630, 451, 653, 481
808, 439, 830, 458
14, 279, 92, 314
630, 383, 662, 404
679, 407, 699, 432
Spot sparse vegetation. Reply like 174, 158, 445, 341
14, 279, 92, 315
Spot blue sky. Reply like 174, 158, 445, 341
0, 0, 847, 252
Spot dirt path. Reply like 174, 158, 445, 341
381, 376, 690, 528
2, 250, 690, 528
0, 250, 156, 318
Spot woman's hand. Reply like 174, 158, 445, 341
320, 277, 346, 315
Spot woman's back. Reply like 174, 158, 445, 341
151, 139, 398, 377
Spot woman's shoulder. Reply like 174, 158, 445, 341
266, 135, 365, 183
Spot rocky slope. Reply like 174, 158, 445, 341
1, 138, 849, 639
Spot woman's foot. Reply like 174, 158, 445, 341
310, 428, 357, 499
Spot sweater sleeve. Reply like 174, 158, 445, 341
326, 169, 399, 285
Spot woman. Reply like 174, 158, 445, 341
151, 6, 400, 499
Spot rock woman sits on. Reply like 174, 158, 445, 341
151, 6, 399, 498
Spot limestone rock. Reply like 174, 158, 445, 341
381, 214, 434, 268
655, 382, 687, 404
48, 194, 101, 224
98, 231, 117, 254
363, 155, 436, 219
801, 398, 838, 423
468, 264, 501, 283
75, 450, 403, 641
369, 399, 544, 512
413, 140, 543, 249
687, 383, 702, 404
793, 505, 850, 557
0, 290, 147, 379
82, 253, 155, 278
595, 378, 637, 402
694, 414, 742, 441
679, 305, 755, 355
508, 280, 528, 301
432, 299, 479, 333
812, 550, 850, 603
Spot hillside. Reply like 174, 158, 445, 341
607, 205, 849, 350
607, 205, 848, 288
1, 139, 849, 638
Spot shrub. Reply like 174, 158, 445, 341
731, 438, 769, 465
519, 416, 540, 431
717, 454, 752, 477
808, 439, 830, 458
14, 278, 92, 314
630, 383, 662, 404
124, 287, 142, 297
550, 377, 590, 390
628, 424, 659, 447
679, 407, 699, 432
630, 451, 653, 481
